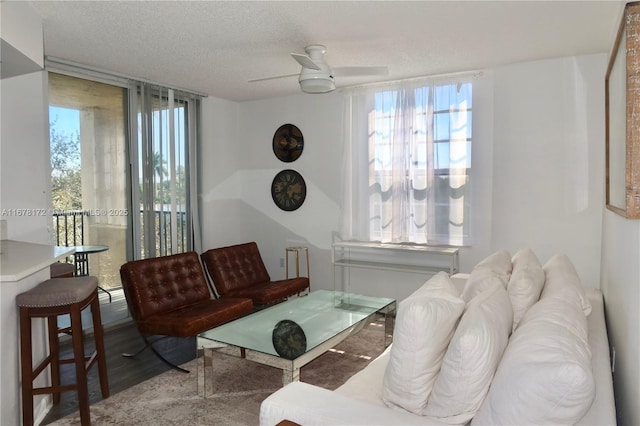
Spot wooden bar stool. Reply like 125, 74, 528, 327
16, 276, 109, 426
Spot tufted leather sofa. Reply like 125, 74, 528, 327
120, 251, 253, 338
201, 242, 310, 306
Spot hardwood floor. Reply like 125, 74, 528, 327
41, 318, 196, 424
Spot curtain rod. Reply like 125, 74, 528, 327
45, 56, 208, 98
343, 69, 484, 91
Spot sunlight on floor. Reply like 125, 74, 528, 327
328, 346, 372, 361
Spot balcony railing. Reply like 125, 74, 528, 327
141, 210, 188, 258
53, 210, 85, 246
52, 209, 187, 258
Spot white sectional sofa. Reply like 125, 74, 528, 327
260, 249, 616, 426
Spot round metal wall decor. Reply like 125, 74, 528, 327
271, 169, 306, 211
273, 124, 304, 162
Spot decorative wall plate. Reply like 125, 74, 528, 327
273, 124, 304, 162
271, 169, 306, 211
272, 319, 307, 360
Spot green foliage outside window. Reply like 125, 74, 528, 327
50, 119, 82, 212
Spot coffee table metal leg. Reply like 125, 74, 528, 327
197, 344, 214, 397
282, 367, 300, 386
384, 302, 396, 348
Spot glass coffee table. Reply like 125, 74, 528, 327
197, 290, 396, 395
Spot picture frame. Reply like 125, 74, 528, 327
273, 124, 304, 162
605, 2, 640, 218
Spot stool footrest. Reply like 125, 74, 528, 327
33, 383, 78, 396
58, 352, 94, 365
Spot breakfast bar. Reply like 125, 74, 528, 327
0, 240, 75, 425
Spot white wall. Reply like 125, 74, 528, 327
200, 92, 344, 290
601, 212, 640, 425
0, 1, 49, 244
0, 1, 44, 69
0, 71, 51, 244
491, 54, 606, 288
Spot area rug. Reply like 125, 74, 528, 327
50, 318, 387, 425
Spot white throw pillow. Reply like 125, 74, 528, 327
472, 297, 594, 426
474, 249, 512, 285
542, 253, 592, 316
460, 250, 512, 303
460, 268, 505, 303
520, 296, 589, 345
382, 272, 465, 415
507, 247, 545, 331
424, 282, 513, 424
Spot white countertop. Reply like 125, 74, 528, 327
0, 240, 75, 282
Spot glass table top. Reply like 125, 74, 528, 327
198, 290, 395, 358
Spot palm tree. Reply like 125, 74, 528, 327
152, 151, 168, 204
152, 151, 168, 182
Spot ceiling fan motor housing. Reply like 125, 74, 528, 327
250, 43, 387, 93
299, 68, 335, 93
298, 44, 336, 93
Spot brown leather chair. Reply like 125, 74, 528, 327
120, 251, 253, 372
200, 242, 310, 306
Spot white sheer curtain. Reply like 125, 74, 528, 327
342, 76, 473, 246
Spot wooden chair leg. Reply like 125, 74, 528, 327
70, 306, 90, 425
19, 307, 34, 426
90, 294, 110, 398
48, 315, 61, 404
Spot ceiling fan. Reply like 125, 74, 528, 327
248, 44, 388, 94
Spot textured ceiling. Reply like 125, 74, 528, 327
28, 0, 625, 102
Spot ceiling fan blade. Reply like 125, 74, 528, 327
248, 73, 299, 83
332, 66, 389, 77
291, 53, 321, 70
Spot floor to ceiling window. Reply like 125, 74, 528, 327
130, 84, 200, 259
48, 71, 202, 287
48, 72, 128, 291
